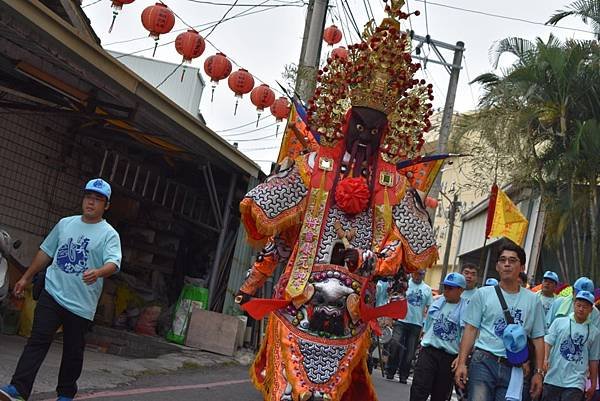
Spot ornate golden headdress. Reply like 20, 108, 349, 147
307, 0, 434, 163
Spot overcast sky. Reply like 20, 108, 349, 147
82, 0, 594, 173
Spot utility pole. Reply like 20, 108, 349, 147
420, 38, 465, 205
294, 0, 329, 102
439, 191, 460, 290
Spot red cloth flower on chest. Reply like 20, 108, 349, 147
334, 177, 370, 215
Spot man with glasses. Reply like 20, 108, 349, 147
460, 263, 479, 302
454, 242, 546, 401
0, 179, 121, 401
386, 269, 433, 383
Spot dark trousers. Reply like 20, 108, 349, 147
541, 384, 584, 401
410, 346, 456, 401
11, 290, 90, 399
385, 321, 422, 380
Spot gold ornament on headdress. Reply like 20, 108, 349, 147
307, 1, 434, 163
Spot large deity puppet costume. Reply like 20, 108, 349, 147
236, 4, 438, 401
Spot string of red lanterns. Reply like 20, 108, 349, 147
108, 2, 344, 125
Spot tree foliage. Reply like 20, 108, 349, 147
451, 35, 600, 281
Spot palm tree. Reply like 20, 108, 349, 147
546, 0, 600, 39
452, 35, 600, 279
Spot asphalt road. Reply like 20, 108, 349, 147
30, 364, 412, 401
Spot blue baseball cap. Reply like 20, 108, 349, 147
503, 324, 528, 366
575, 290, 595, 305
485, 278, 499, 286
84, 178, 111, 201
574, 277, 594, 295
443, 273, 466, 289
543, 271, 559, 284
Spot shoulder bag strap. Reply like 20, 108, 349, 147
494, 285, 514, 325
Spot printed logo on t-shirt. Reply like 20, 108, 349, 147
407, 289, 424, 307
493, 308, 524, 337
433, 313, 459, 341
56, 236, 90, 274
559, 335, 586, 363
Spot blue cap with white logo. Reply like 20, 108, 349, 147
543, 271, 559, 284
443, 272, 466, 289
485, 278, 499, 286
575, 290, 595, 305
574, 277, 594, 295
84, 178, 111, 201
503, 324, 528, 366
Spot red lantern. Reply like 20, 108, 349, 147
175, 29, 205, 63
112, 0, 134, 10
250, 84, 275, 126
141, 3, 175, 56
331, 46, 348, 60
228, 69, 255, 115
323, 25, 342, 46
250, 84, 276, 112
203, 53, 232, 101
270, 97, 291, 122
109, 0, 134, 33
175, 29, 205, 82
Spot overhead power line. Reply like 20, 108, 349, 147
240, 145, 279, 151
105, 1, 305, 46
82, 0, 103, 7
412, 0, 597, 35
216, 115, 270, 132
204, 0, 241, 39
221, 122, 278, 136
227, 132, 279, 142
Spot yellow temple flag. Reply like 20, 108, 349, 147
486, 186, 529, 245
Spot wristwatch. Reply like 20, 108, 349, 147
534, 368, 545, 377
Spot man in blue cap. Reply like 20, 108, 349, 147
409, 273, 467, 401
386, 269, 433, 383
485, 278, 499, 286
547, 276, 600, 329
0, 179, 121, 401
542, 290, 600, 401
538, 271, 559, 330
455, 242, 546, 401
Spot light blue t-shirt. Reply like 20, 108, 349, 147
376, 280, 390, 307
464, 285, 546, 357
537, 292, 555, 331
547, 296, 600, 329
422, 298, 464, 355
461, 288, 478, 303
41, 216, 121, 321
401, 279, 433, 327
545, 314, 600, 390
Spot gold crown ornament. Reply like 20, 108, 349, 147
307, 0, 434, 163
